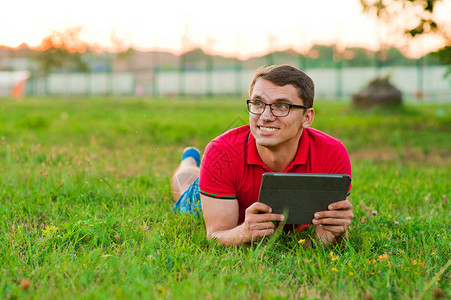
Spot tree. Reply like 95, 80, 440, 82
36, 27, 90, 73
383, 47, 417, 66
180, 48, 208, 69
343, 47, 376, 67
360, 0, 450, 67
306, 45, 335, 68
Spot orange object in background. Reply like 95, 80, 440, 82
11, 79, 27, 99
0, 71, 30, 99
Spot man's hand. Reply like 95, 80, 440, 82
240, 202, 285, 243
202, 195, 284, 246
312, 197, 353, 247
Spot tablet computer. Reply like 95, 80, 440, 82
258, 173, 351, 224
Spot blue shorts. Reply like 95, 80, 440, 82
173, 177, 202, 217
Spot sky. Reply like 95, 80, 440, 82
1, 0, 449, 58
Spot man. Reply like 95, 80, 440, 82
171, 65, 353, 247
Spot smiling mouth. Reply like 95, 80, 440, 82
258, 126, 279, 132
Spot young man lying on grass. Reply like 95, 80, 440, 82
171, 64, 353, 247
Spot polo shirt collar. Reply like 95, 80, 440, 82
247, 129, 309, 169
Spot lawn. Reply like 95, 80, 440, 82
0, 97, 450, 299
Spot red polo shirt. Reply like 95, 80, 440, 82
199, 125, 351, 225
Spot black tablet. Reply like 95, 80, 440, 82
258, 173, 351, 224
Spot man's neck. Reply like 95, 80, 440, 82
256, 139, 301, 172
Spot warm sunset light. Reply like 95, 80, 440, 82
1, 0, 450, 58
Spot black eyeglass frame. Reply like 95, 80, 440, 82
246, 99, 309, 117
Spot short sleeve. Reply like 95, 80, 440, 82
326, 141, 352, 193
199, 141, 237, 199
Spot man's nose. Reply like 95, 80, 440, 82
260, 104, 276, 120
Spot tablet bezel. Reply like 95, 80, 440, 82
257, 173, 351, 224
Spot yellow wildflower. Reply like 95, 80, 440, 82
298, 239, 306, 245
42, 225, 58, 235
329, 252, 339, 261
331, 267, 338, 272
378, 253, 389, 261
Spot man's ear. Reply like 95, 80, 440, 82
302, 108, 315, 128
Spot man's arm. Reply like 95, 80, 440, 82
201, 194, 285, 246
312, 196, 354, 247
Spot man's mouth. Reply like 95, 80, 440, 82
258, 126, 279, 132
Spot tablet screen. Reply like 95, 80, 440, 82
257, 173, 351, 224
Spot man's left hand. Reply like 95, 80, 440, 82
312, 197, 353, 246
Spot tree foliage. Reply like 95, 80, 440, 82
360, 0, 450, 66
360, 0, 443, 37
36, 27, 90, 73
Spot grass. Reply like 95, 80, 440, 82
0, 96, 450, 299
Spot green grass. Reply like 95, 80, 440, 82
0, 97, 450, 299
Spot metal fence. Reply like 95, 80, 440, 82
17, 66, 450, 101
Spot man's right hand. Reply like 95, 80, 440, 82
239, 202, 285, 243
202, 195, 284, 246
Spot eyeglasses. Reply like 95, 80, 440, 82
247, 100, 308, 117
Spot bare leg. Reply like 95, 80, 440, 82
171, 157, 200, 201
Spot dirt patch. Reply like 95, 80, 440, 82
350, 146, 451, 166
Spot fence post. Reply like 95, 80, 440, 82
416, 57, 424, 100
153, 67, 158, 98
179, 53, 186, 98
108, 53, 114, 96
235, 58, 242, 98
206, 53, 213, 98
335, 56, 343, 99
298, 53, 307, 71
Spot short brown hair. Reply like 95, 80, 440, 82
249, 65, 315, 108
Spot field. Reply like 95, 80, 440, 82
0, 97, 450, 299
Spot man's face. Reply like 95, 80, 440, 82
249, 78, 311, 150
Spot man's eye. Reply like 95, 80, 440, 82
274, 103, 289, 110
253, 101, 265, 107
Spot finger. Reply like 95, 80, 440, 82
247, 212, 285, 224
328, 199, 352, 211
246, 202, 273, 214
313, 217, 351, 227
248, 221, 276, 231
262, 213, 285, 222
314, 210, 354, 220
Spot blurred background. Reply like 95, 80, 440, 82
1, 0, 450, 100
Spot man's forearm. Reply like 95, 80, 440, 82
207, 224, 249, 246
